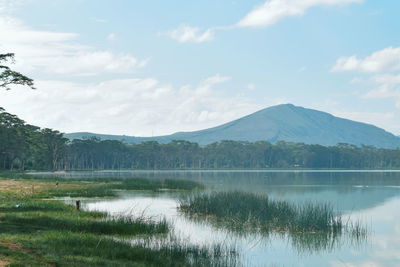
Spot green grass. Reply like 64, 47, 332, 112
0, 198, 236, 266
180, 191, 346, 233
43, 178, 204, 198
0, 199, 168, 236
2, 231, 236, 267
0, 175, 236, 266
1, 172, 204, 198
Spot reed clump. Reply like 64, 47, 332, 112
180, 191, 344, 234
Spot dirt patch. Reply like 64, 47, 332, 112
0, 179, 89, 198
0, 258, 10, 267
0, 241, 28, 267
0, 241, 54, 267
0, 240, 30, 253
0, 179, 49, 196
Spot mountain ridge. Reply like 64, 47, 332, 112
65, 104, 400, 149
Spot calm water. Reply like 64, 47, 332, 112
39, 170, 400, 266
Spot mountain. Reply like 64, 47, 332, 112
65, 104, 400, 148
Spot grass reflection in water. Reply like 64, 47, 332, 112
180, 191, 368, 253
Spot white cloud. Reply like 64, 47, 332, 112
237, 0, 363, 28
333, 110, 395, 126
0, 0, 23, 13
310, 99, 400, 135
165, 24, 214, 43
361, 74, 400, 109
0, 3, 260, 135
166, 0, 361, 42
0, 16, 146, 76
372, 74, 400, 86
332, 47, 400, 73
332, 47, 400, 123
203, 74, 231, 85
44, 51, 147, 76
0, 76, 260, 136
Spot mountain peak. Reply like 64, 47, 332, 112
66, 104, 400, 148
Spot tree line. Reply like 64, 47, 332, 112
2, 53, 400, 170
1, 107, 400, 171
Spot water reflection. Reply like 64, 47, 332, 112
79, 192, 369, 265
46, 170, 400, 213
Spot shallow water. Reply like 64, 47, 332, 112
40, 170, 400, 266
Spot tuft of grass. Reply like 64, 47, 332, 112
292, 202, 342, 233
180, 191, 356, 234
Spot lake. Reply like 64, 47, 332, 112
38, 170, 400, 266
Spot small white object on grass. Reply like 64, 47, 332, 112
15, 204, 21, 208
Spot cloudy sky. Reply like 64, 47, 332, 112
1, 0, 400, 136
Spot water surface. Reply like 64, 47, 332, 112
40, 170, 400, 266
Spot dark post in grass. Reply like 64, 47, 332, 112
76, 200, 81, 211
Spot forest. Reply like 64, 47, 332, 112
1, 107, 400, 171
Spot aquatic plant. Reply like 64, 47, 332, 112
180, 191, 350, 234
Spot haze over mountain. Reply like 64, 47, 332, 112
66, 104, 400, 149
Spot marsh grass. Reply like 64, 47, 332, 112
289, 231, 342, 253
180, 191, 360, 235
0, 199, 168, 236
0, 199, 236, 266
0, 175, 236, 266
44, 178, 203, 198
1, 172, 204, 198
0, 198, 237, 266
131, 234, 238, 267
6, 231, 237, 267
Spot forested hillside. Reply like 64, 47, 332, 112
1, 108, 400, 170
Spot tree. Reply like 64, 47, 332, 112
0, 53, 35, 90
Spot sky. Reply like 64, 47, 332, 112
1, 0, 400, 136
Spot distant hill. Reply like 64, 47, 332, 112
65, 104, 400, 148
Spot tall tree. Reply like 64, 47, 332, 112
0, 53, 35, 90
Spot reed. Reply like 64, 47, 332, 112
180, 191, 345, 233
9, 231, 237, 267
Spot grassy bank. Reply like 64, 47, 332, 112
0, 175, 236, 266
0, 199, 168, 236
0, 172, 204, 198
1, 231, 236, 267
180, 191, 356, 234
